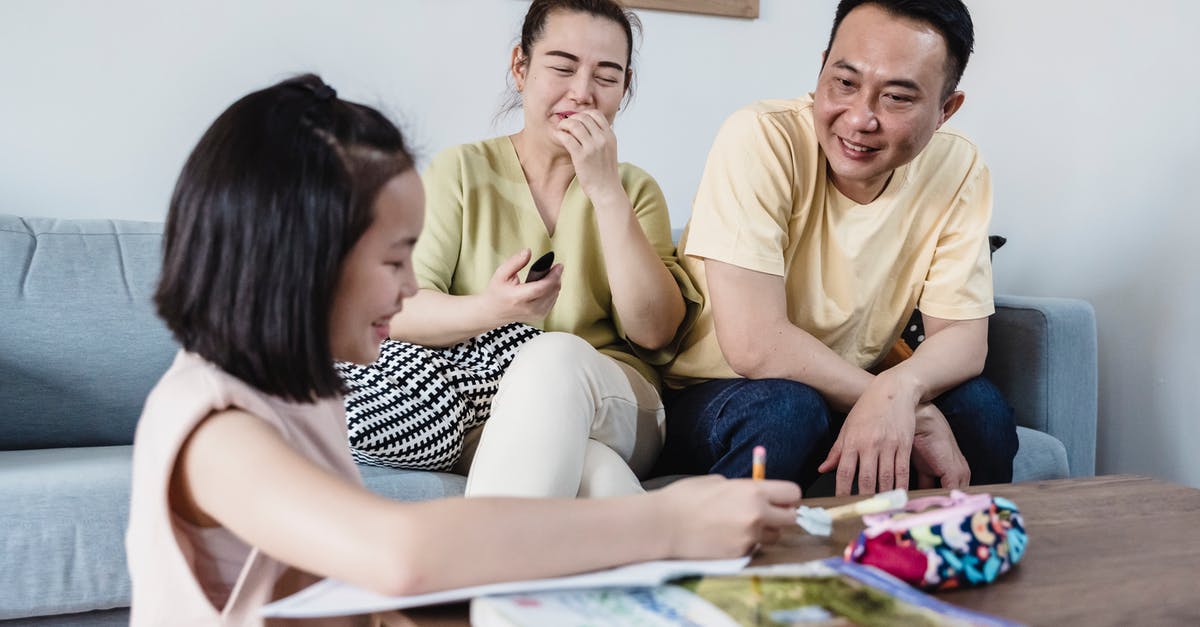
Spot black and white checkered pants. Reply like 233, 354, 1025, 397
334, 323, 542, 471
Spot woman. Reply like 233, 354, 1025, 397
388, 0, 698, 497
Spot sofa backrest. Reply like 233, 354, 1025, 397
0, 215, 177, 450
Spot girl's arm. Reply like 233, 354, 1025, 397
175, 409, 800, 596
556, 112, 686, 350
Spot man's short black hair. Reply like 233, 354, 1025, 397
154, 74, 414, 402
824, 0, 975, 98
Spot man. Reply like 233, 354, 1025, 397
659, 0, 1018, 495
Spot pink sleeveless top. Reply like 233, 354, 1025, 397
126, 351, 362, 626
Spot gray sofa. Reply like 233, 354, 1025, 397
0, 215, 1097, 625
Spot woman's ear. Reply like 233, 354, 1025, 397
510, 45, 528, 91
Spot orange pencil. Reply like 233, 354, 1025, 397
750, 445, 766, 625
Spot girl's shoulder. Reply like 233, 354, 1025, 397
139, 352, 281, 442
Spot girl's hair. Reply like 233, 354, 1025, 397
154, 73, 414, 402
498, 0, 642, 119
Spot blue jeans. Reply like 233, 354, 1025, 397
655, 376, 1018, 488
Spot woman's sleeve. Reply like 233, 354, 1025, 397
611, 166, 704, 366
413, 148, 465, 294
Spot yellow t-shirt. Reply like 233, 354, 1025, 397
416, 136, 700, 391
665, 95, 994, 388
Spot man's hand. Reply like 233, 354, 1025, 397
911, 403, 970, 489
817, 374, 918, 496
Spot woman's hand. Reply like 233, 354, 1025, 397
554, 110, 624, 207
653, 475, 801, 559
483, 248, 564, 325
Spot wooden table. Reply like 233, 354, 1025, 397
377, 475, 1200, 626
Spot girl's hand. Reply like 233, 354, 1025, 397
483, 248, 564, 325
654, 475, 801, 559
554, 110, 624, 207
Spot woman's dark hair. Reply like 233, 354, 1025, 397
154, 73, 414, 402
824, 0, 974, 98
499, 0, 642, 118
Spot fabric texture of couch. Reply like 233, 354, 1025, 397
0, 215, 1097, 624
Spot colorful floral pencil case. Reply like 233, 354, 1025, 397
843, 490, 1026, 591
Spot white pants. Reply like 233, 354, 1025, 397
457, 333, 665, 498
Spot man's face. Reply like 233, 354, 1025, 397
813, 4, 964, 203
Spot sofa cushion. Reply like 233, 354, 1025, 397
0, 446, 133, 619
0, 443, 465, 620
358, 465, 467, 500
1012, 425, 1069, 481
0, 216, 178, 450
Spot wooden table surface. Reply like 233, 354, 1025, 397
376, 475, 1200, 626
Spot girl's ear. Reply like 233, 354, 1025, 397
510, 45, 528, 92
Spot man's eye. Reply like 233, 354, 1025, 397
552, 66, 573, 74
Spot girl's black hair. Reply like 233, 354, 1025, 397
154, 74, 414, 402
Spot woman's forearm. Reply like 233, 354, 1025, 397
591, 193, 685, 350
389, 289, 502, 347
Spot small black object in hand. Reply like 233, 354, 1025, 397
526, 251, 555, 283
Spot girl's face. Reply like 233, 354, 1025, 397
513, 10, 629, 147
328, 170, 424, 364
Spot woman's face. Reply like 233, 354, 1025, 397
513, 10, 630, 146
328, 170, 425, 364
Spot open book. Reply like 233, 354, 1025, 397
470, 559, 1021, 627
260, 556, 750, 619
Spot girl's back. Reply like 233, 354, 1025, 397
127, 351, 356, 625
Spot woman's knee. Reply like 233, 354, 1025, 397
509, 331, 596, 369
502, 332, 600, 388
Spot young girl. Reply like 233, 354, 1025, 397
125, 74, 800, 625
385, 0, 695, 498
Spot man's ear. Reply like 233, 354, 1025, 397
510, 45, 527, 91
937, 90, 966, 128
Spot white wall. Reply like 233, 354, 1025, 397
3, 1, 1197, 486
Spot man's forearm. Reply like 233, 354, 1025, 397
884, 317, 988, 403
730, 321, 874, 413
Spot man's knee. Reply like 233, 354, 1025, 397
726, 379, 832, 441
659, 378, 831, 474
937, 376, 1018, 482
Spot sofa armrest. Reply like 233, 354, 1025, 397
983, 295, 1097, 477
